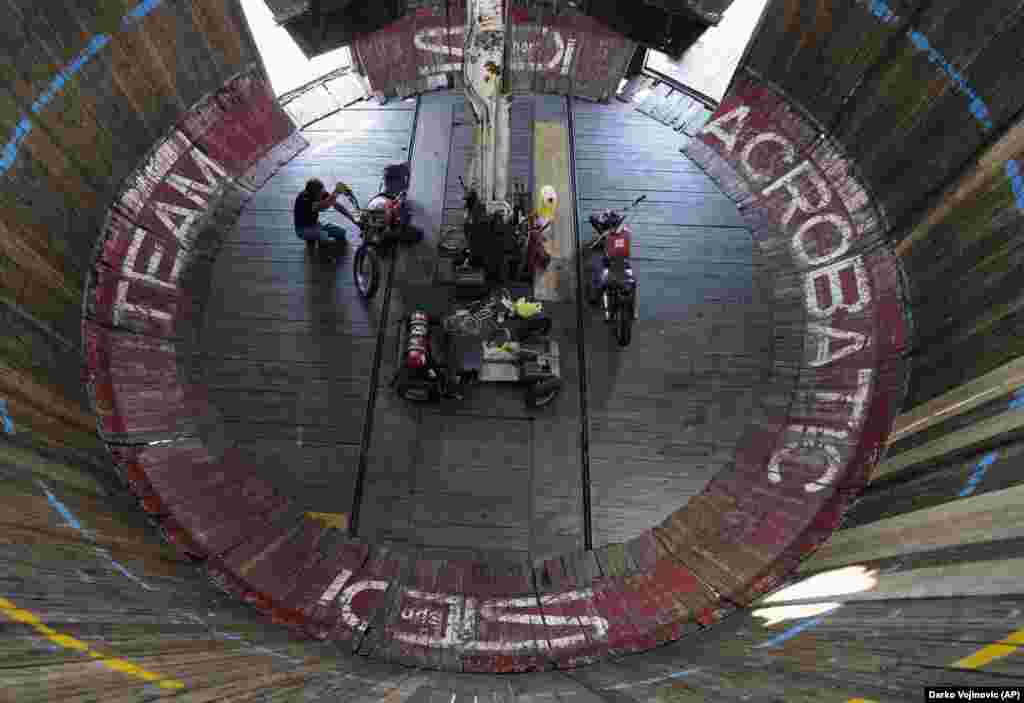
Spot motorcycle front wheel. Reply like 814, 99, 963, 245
526, 377, 562, 408
616, 297, 633, 347
353, 243, 380, 299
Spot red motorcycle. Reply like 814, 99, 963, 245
352, 163, 416, 299
586, 195, 645, 347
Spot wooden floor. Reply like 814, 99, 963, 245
195, 93, 770, 564
572, 100, 768, 547
194, 99, 417, 530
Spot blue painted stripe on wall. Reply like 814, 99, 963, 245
0, 0, 165, 175
754, 615, 828, 649
1010, 387, 1024, 411
0, 399, 13, 434
959, 451, 998, 497
40, 484, 86, 533
857, 0, 1024, 211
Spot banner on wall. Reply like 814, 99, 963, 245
354, 4, 633, 98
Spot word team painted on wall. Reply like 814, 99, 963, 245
115, 136, 228, 325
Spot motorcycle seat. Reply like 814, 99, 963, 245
606, 258, 635, 286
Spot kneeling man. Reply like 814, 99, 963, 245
294, 179, 358, 257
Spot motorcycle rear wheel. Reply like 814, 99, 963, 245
616, 298, 633, 347
353, 243, 380, 299
526, 377, 562, 408
396, 376, 436, 402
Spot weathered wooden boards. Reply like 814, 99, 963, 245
84, 67, 307, 447
572, 598, 1024, 701
18, 0, 1024, 695
724, 0, 1024, 585
635, 83, 714, 138
64, 52, 913, 681
199, 99, 416, 535
352, 2, 633, 101
833, 353, 1024, 537
0, 0, 258, 456
279, 69, 372, 130
7, 455, 1023, 703
76, 70, 908, 675
680, 69, 909, 601
744, 0, 1024, 408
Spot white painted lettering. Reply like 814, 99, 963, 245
698, 105, 751, 154
119, 229, 175, 290
187, 148, 229, 190
317, 568, 353, 605
762, 160, 831, 226
787, 424, 849, 440
468, 592, 609, 651
560, 38, 576, 76
766, 439, 842, 493
807, 324, 868, 367
113, 280, 172, 325
805, 255, 871, 317
540, 589, 609, 643
464, 596, 545, 652
164, 149, 226, 208
792, 213, 853, 266
120, 133, 189, 215
740, 132, 795, 183
810, 369, 873, 430
413, 26, 465, 57
338, 579, 389, 631
153, 202, 202, 243
394, 590, 479, 648
543, 29, 565, 71
166, 174, 214, 207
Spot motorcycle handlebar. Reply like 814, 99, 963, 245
341, 191, 360, 212
591, 195, 646, 228
623, 195, 646, 214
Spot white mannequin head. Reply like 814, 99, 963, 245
538, 185, 558, 219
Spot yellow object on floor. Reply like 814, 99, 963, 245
306, 512, 349, 530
